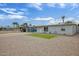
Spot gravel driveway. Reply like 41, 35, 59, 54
0, 32, 79, 56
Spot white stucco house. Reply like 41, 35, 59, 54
35, 24, 79, 35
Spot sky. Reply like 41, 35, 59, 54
0, 3, 79, 26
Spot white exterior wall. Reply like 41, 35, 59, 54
77, 26, 79, 32
48, 25, 76, 35
36, 25, 77, 35
36, 27, 44, 33
72, 25, 77, 34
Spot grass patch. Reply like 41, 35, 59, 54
30, 33, 58, 39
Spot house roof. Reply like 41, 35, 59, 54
33, 24, 77, 28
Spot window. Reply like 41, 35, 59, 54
61, 28, 65, 31
44, 26, 48, 31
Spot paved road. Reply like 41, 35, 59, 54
0, 33, 79, 56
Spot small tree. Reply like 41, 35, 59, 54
65, 21, 75, 24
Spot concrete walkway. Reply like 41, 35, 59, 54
0, 32, 79, 56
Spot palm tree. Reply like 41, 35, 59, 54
23, 23, 28, 27
12, 22, 19, 28
61, 16, 65, 23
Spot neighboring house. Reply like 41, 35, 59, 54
35, 26, 45, 33
20, 24, 36, 32
28, 26, 37, 32
35, 24, 78, 35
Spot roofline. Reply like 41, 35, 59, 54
33, 24, 77, 28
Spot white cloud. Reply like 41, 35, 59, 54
33, 17, 54, 21
0, 8, 16, 14
0, 7, 29, 25
48, 19, 62, 25
28, 3, 79, 11
47, 3, 56, 7
29, 3, 43, 11
32, 17, 57, 25
47, 3, 79, 9
65, 17, 79, 24
58, 3, 66, 8
8, 15, 27, 19
48, 17, 78, 25
0, 15, 6, 19
32, 17, 77, 25
0, 14, 27, 20
48, 20, 56, 25
65, 17, 75, 21
61, 17, 79, 24
20, 8, 28, 12
0, 8, 26, 15
47, 3, 66, 8
0, 14, 29, 26
71, 3, 79, 10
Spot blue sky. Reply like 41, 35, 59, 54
0, 3, 79, 26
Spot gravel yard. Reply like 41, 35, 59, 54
0, 32, 79, 56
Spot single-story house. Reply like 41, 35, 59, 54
34, 24, 79, 35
